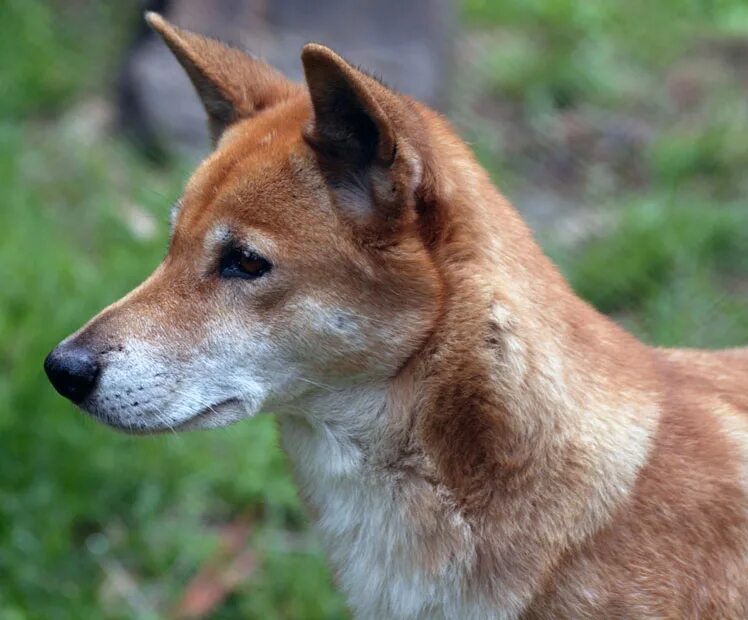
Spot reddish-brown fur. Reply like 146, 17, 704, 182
55, 14, 748, 618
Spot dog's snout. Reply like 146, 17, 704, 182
44, 343, 100, 404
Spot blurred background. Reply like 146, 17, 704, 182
1, 0, 747, 618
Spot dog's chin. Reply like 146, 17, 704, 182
82, 397, 251, 435
172, 398, 252, 431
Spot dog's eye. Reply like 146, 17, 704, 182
219, 248, 272, 280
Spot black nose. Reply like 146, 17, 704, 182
44, 343, 100, 403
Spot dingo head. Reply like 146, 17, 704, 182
44, 14, 442, 432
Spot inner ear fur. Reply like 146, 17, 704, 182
301, 44, 426, 231
146, 12, 298, 143
301, 43, 396, 167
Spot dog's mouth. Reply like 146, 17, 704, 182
172, 397, 243, 431
86, 397, 243, 435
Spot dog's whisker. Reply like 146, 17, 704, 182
298, 377, 337, 393
151, 403, 180, 437
170, 388, 220, 416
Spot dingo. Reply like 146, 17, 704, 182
45, 13, 748, 619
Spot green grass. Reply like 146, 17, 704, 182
551, 196, 748, 346
0, 1, 134, 119
0, 1, 746, 618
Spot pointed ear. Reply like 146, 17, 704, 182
145, 12, 298, 143
301, 44, 397, 167
301, 44, 425, 231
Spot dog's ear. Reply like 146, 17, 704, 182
301, 44, 425, 234
146, 12, 298, 143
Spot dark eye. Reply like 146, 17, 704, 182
219, 248, 272, 280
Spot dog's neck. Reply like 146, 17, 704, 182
276, 123, 662, 615
276, 298, 658, 616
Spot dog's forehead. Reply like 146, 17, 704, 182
173, 98, 332, 242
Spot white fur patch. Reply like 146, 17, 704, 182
278, 388, 498, 620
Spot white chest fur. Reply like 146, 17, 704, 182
277, 389, 506, 620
